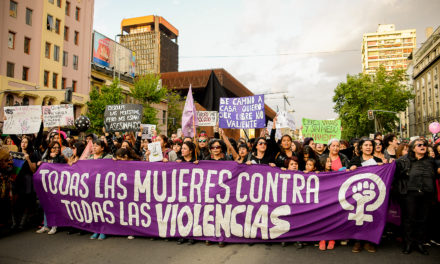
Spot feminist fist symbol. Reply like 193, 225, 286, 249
348, 181, 376, 225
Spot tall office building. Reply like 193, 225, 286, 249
362, 24, 416, 74
0, 0, 94, 121
120, 15, 178, 75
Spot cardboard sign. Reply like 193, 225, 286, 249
219, 95, 265, 129
177, 128, 182, 139
301, 118, 341, 144
197, 111, 218, 127
141, 124, 156, 140
276, 111, 296, 130
104, 104, 143, 132
3, 105, 42, 134
42, 104, 74, 127
148, 141, 163, 162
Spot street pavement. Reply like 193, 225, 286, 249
0, 229, 439, 264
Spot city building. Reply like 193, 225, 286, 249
0, 0, 94, 123
362, 24, 416, 74
412, 26, 440, 137
120, 15, 178, 75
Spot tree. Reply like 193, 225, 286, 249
86, 79, 125, 134
166, 90, 184, 135
130, 74, 168, 131
333, 66, 414, 139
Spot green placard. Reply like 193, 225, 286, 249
302, 118, 341, 144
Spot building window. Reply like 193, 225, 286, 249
22, 67, 29, 81
26, 8, 32, 25
65, 1, 70, 15
24, 37, 31, 54
162, 110, 167, 124
44, 71, 49, 87
73, 55, 78, 70
57, 0, 61, 7
7, 62, 15, 77
75, 7, 80, 21
49, 0, 54, 4
72, 80, 77, 92
22, 97, 29, 106
47, 14, 54, 31
62, 78, 66, 89
8, 31, 15, 49
64, 26, 69, 41
54, 45, 60, 61
45, 42, 51, 58
53, 73, 58, 88
55, 19, 61, 34
74, 31, 79, 45
6, 94, 14, 106
63, 51, 68, 66
10, 1, 17, 18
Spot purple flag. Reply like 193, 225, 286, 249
34, 160, 395, 244
181, 85, 198, 137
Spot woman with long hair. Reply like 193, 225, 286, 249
36, 141, 66, 235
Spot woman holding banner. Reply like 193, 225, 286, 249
155, 135, 177, 162
36, 141, 66, 235
88, 139, 112, 240
348, 138, 383, 253
246, 137, 276, 166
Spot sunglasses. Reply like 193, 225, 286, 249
210, 146, 221, 150
416, 143, 427, 148
258, 142, 267, 145
198, 139, 207, 143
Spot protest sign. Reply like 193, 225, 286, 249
301, 118, 341, 144
141, 124, 156, 140
3, 105, 42, 134
42, 104, 74, 127
104, 104, 143, 132
266, 121, 282, 140
177, 128, 182, 138
34, 160, 395, 244
219, 95, 265, 129
148, 141, 163, 162
197, 111, 218, 127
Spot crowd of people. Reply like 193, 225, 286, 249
0, 116, 439, 255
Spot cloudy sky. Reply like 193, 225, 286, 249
94, 0, 440, 125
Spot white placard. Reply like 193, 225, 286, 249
148, 141, 163, 162
3, 105, 42, 134
197, 111, 218, 126
141, 124, 156, 140
177, 128, 182, 138
42, 104, 74, 127
276, 111, 296, 129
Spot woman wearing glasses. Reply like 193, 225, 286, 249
197, 132, 210, 160
395, 139, 439, 255
374, 139, 386, 163
246, 137, 276, 166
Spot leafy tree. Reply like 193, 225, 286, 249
333, 66, 414, 139
166, 90, 184, 135
130, 74, 168, 131
86, 79, 125, 134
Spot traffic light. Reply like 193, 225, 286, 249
65, 87, 73, 102
367, 110, 374, 120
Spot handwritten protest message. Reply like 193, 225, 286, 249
276, 111, 296, 130
219, 95, 265, 129
141, 124, 156, 140
104, 104, 143, 132
197, 111, 218, 127
43, 104, 74, 127
148, 141, 163, 162
34, 161, 395, 243
302, 118, 341, 144
3, 105, 42, 134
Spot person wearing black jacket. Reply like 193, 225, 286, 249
395, 138, 440, 255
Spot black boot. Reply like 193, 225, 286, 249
402, 243, 412, 254
416, 243, 429, 255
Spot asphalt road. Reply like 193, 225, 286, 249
0, 230, 439, 264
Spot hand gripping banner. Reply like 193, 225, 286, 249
34, 160, 395, 243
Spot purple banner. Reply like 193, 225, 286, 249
219, 95, 266, 129
34, 160, 395, 243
